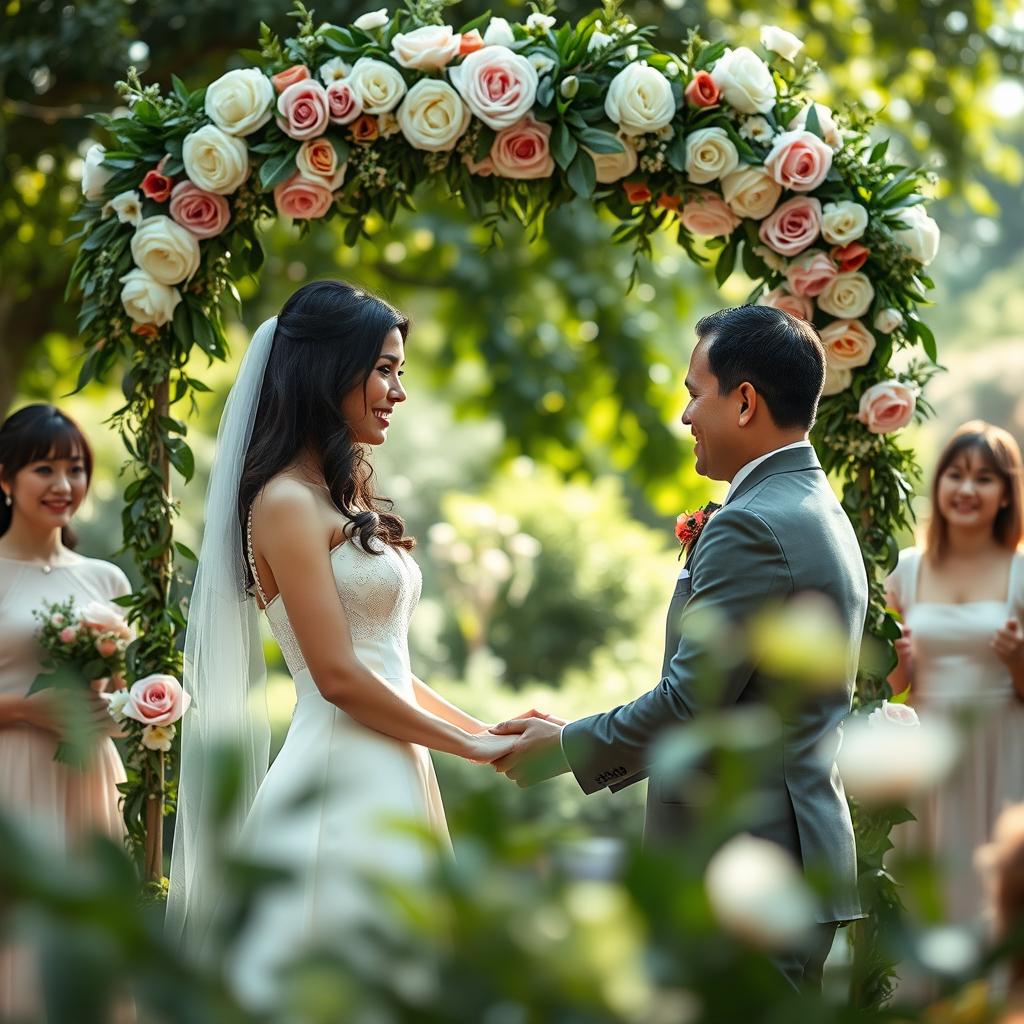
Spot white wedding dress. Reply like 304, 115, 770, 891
227, 520, 452, 1008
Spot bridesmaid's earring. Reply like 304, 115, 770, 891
2, 492, 10, 506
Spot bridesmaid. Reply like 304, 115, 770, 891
887, 420, 1024, 925
0, 403, 131, 1018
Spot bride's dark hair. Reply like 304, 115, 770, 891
238, 280, 412, 570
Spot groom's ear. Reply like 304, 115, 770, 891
737, 382, 757, 427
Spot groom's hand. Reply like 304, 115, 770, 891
490, 716, 569, 787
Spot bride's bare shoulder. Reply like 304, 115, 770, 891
252, 475, 321, 536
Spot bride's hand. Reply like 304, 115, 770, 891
464, 731, 519, 765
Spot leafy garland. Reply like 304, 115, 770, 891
68, 0, 940, 1002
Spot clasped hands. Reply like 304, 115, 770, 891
478, 708, 570, 787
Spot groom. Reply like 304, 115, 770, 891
492, 305, 869, 990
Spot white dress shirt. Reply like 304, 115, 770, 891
724, 439, 812, 504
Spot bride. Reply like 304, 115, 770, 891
166, 280, 520, 1007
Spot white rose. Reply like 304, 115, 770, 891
526, 12, 556, 31
449, 46, 538, 130
390, 25, 462, 71
788, 102, 842, 149
102, 688, 133, 722
760, 25, 804, 62
141, 723, 176, 752
353, 8, 389, 30
588, 29, 613, 52
893, 204, 940, 266
720, 166, 781, 219
821, 364, 852, 396
817, 271, 875, 319
182, 124, 249, 195
684, 126, 739, 185
319, 57, 351, 84
203, 68, 274, 137
705, 835, 817, 950
604, 63, 676, 137
874, 307, 905, 334
397, 79, 470, 152
821, 200, 868, 245
81, 143, 113, 200
710, 47, 776, 114
586, 134, 638, 184
119, 268, 181, 327
130, 215, 200, 286
107, 189, 144, 227
483, 17, 515, 47
347, 57, 408, 114
868, 700, 920, 729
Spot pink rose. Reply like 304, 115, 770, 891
449, 45, 539, 130
759, 286, 813, 322
489, 116, 554, 179
462, 152, 495, 177
124, 673, 191, 726
80, 600, 132, 639
819, 318, 876, 369
168, 181, 230, 239
764, 130, 833, 192
59, 625, 78, 644
95, 636, 119, 658
758, 196, 821, 257
276, 80, 330, 141
273, 174, 334, 219
784, 249, 837, 297
684, 70, 720, 108
857, 380, 917, 434
326, 80, 363, 125
271, 65, 311, 94
680, 190, 741, 237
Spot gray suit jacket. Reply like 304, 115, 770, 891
562, 446, 868, 923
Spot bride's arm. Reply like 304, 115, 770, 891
412, 676, 488, 733
255, 485, 513, 762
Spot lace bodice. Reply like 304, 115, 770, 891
245, 511, 421, 683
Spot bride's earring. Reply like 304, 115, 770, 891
2, 492, 10, 507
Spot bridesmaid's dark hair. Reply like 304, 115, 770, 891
0, 404, 93, 548
926, 420, 1024, 562
238, 280, 413, 578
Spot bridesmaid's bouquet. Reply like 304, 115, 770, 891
31, 597, 133, 764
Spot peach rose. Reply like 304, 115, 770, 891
276, 79, 330, 140
657, 194, 680, 212
489, 116, 554, 179
764, 129, 833, 192
140, 160, 174, 202
326, 79, 363, 125
819, 318, 876, 369
168, 181, 230, 239
680, 190, 741, 237
460, 29, 485, 54
758, 196, 821, 257
831, 242, 869, 272
623, 180, 653, 205
273, 174, 335, 219
462, 152, 495, 176
684, 70, 720, 108
123, 673, 191, 726
821, 364, 852, 396
784, 250, 837, 297
857, 381, 917, 434
296, 138, 346, 189
350, 114, 380, 143
720, 166, 781, 220
759, 286, 813, 322
95, 636, 119, 658
60, 625, 79, 644
271, 65, 310, 93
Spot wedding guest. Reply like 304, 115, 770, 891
887, 420, 1024, 925
0, 404, 131, 1019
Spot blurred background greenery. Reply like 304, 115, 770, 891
2, 1, 1024, 1016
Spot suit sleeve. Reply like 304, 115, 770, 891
562, 506, 792, 795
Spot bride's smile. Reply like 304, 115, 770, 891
341, 327, 406, 445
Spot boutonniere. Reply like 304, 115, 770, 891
674, 503, 719, 560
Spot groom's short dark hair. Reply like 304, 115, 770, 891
695, 306, 826, 430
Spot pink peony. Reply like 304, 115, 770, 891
168, 181, 230, 239
680, 190, 741, 237
857, 381, 917, 434
276, 80, 330, 140
123, 673, 191, 726
489, 116, 554, 179
784, 249, 837, 297
764, 129, 833, 192
684, 70, 720, 108
759, 286, 813, 322
271, 65, 310, 93
273, 174, 335, 219
326, 79, 363, 125
758, 196, 821, 257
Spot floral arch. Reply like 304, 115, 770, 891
70, 0, 939, 988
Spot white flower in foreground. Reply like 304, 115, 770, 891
705, 835, 817, 950
588, 29, 613, 52
710, 46, 776, 114
119, 268, 181, 327
353, 8, 389, 30
347, 57, 407, 114
868, 699, 919, 728
893, 204, 941, 265
107, 190, 144, 226
141, 723, 176, 752
130, 215, 201, 286
204, 68, 274, 137
81, 143, 113, 200
102, 689, 133, 721
760, 25, 804, 61
837, 706, 960, 805
526, 12, 556, 31
738, 115, 774, 143
605, 62, 676, 137
182, 124, 249, 195
483, 17, 515, 47
318, 57, 351, 84
528, 53, 557, 76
